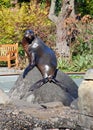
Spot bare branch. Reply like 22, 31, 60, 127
59, 0, 72, 21
48, 0, 58, 24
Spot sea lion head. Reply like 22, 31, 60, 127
24, 30, 35, 44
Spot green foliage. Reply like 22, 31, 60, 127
18, 46, 25, 56
0, 0, 11, 7
0, 1, 55, 68
58, 19, 93, 72
72, 39, 90, 55
73, 54, 93, 71
0, 1, 55, 63
87, 0, 93, 16
57, 58, 73, 72
55, 0, 62, 16
0, 2, 54, 46
58, 58, 69, 71
58, 54, 93, 72
75, 0, 93, 16
71, 20, 93, 56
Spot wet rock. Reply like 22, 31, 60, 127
9, 67, 78, 106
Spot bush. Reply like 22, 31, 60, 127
58, 15, 93, 72
0, 2, 55, 47
75, 0, 93, 17
71, 16, 93, 56
0, 0, 11, 8
58, 53, 93, 72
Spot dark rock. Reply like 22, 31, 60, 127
9, 67, 78, 106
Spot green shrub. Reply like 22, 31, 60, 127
0, 0, 11, 8
58, 53, 93, 72
57, 58, 74, 72
72, 54, 93, 72
0, 2, 54, 46
0, 1, 56, 62
75, 0, 93, 17
71, 19, 93, 56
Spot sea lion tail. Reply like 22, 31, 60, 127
51, 78, 68, 92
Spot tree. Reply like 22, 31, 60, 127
48, 0, 75, 58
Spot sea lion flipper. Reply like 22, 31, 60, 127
23, 64, 34, 78
29, 78, 48, 91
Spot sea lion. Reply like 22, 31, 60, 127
21, 30, 67, 91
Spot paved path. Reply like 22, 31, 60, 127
0, 67, 23, 75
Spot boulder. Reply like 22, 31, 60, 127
78, 69, 93, 129
9, 67, 78, 106
0, 102, 82, 130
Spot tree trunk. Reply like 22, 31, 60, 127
56, 23, 70, 57
49, 0, 75, 58
70, 0, 75, 17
